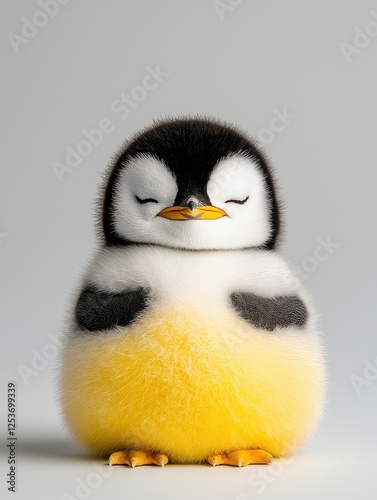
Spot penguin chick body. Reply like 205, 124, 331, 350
61, 118, 326, 466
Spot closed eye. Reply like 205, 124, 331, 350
136, 195, 159, 204
225, 196, 249, 205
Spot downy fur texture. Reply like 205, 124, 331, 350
60, 117, 326, 463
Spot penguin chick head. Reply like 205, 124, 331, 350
101, 118, 280, 251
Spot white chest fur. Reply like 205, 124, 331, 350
81, 245, 309, 321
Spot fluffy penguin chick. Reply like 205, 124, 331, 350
60, 117, 326, 467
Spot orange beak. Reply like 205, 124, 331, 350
156, 205, 228, 221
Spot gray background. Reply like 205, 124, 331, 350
1, 0, 376, 499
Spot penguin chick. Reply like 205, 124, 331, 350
61, 117, 326, 467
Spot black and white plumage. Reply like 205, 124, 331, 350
102, 118, 281, 250
76, 118, 295, 333
61, 117, 326, 467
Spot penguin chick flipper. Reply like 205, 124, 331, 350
230, 292, 308, 331
108, 450, 168, 467
207, 449, 272, 467
75, 286, 150, 332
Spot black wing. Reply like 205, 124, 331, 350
230, 292, 308, 331
75, 286, 150, 332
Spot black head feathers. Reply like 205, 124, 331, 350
100, 117, 281, 249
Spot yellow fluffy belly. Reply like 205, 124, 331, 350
61, 308, 325, 463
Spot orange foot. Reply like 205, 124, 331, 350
108, 449, 168, 467
207, 449, 272, 467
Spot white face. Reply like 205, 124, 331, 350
113, 153, 272, 250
